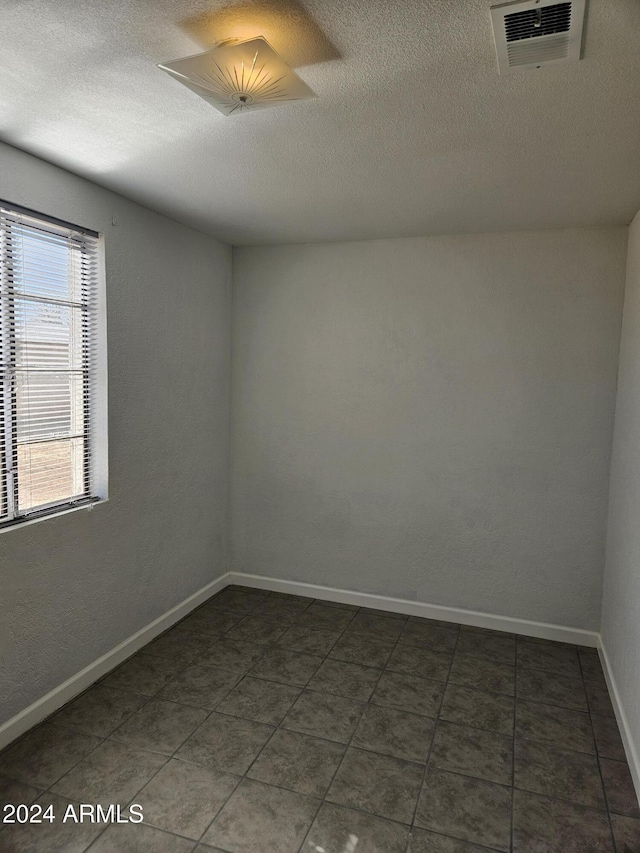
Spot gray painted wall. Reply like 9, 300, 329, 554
231, 229, 627, 629
0, 142, 232, 725
602, 210, 640, 768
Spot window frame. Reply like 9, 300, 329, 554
0, 200, 108, 532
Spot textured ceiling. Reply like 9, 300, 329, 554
1, 0, 639, 245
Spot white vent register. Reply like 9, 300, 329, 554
490, 0, 586, 74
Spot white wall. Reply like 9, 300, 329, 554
0, 142, 232, 726
231, 229, 627, 629
602, 209, 640, 781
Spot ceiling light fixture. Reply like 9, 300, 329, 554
158, 37, 317, 116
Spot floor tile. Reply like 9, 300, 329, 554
431, 720, 513, 785
224, 615, 287, 645
269, 591, 315, 603
411, 615, 460, 628
312, 598, 359, 610
101, 653, 183, 696
294, 603, 356, 631
579, 651, 607, 685
276, 624, 341, 656
0, 776, 41, 808
202, 777, 318, 853
252, 596, 311, 623
304, 802, 410, 853
179, 610, 242, 638
282, 689, 365, 743
327, 746, 423, 824
611, 813, 640, 853
591, 714, 627, 762
175, 712, 274, 774
600, 759, 640, 818
409, 828, 498, 851
352, 704, 435, 763
51, 740, 166, 804
110, 698, 208, 754
514, 739, 606, 809
50, 685, 147, 738
215, 676, 300, 724
194, 598, 247, 621
517, 634, 567, 645
448, 654, 515, 696
586, 681, 616, 717
515, 700, 595, 753
371, 671, 444, 717
145, 626, 217, 661
359, 606, 408, 620
415, 768, 512, 852
516, 668, 588, 711
440, 685, 514, 736
0, 723, 101, 788
399, 621, 459, 653
307, 658, 381, 701
386, 644, 453, 682
158, 665, 240, 709
135, 757, 239, 839
512, 789, 614, 852
462, 625, 514, 638
247, 728, 345, 797
88, 822, 197, 852
248, 647, 323, 686
1, 586, 627, 853
455, 632, 516, 665
0, 792, 104, 853
517, 640, 581, 677
345, 611, 405, 642
329, 633, 395, 668
211, 588, 269, 613
197, 638, 266, 673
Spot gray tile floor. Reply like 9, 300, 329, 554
1, 585, 639, 852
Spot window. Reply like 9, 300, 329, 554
0, 202, 107, 530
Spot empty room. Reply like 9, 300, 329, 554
1, 1, 639, 851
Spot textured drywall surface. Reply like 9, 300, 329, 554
0, 142, 232, 726
1, 1, 640, 244
602, 210, 640, 762
231, 229, 627, 628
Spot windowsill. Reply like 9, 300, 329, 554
0, 497, 108, 534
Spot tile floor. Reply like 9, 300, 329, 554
1, 585, 639, 852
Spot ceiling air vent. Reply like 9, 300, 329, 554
490, 0, 586, 74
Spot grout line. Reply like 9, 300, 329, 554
65, 670, 217, 851
579, 652, 619, 853
82, 810, 207, 851
0, 590, 256, 852
293, 609, 410, 853
282, 606, 363, 853
407, 623, 461, 852
0, 681, 170, 851
196, 593, 359, 847
84, 632, 262, 848
0, 585, 629, 853
408, 828, 505, 853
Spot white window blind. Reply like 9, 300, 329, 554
0, 202, 106, 529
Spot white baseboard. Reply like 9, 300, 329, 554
598, 639, 640, 804
0, 572, 231, 752
229, 571, 599, 647
0, 569, 602, 755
